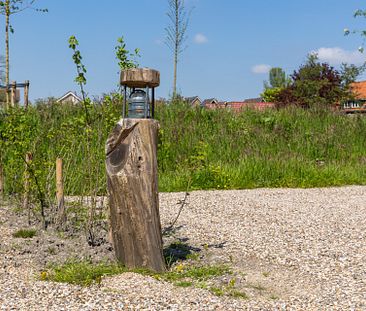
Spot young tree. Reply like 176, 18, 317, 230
264, 67, 288, 89
0, 0, 47, 106
165, 0, 190, 99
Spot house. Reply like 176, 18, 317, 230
0, 88, 20, 104
57, 91, 82, 104
202, 98, 219, 109
224, 101, 275, 112
243, 97, 263, 103
343, 81, 366, 113
185, 96, 202, 107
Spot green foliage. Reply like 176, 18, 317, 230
275, 54, 359, 107
0, 99, 120, 199
41, 260, 126, 286
115, 36, 140, 70
261, 87, 283, 102
68, 35, 87, 101
345, 8, 366, 54
157, 103, 366, 191
12, 228, 37, 238
1, 101, 366, 199
264, 67, 288, 89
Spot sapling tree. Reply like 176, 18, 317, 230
165, 0, 190, 99
115, 36, 140, 71
68, 36, 90, 124
0, 0, 47, 107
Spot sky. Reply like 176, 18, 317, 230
3, 0, 366, 102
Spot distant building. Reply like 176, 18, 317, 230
0, 88, 20, 104
57, 91, 82, 104
243, 97, 264, 103
185, 96, 202, 107
343, 81, 366, 113
202, 98, 219, 109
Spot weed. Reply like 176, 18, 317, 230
229, 290, 248, 299
41, 260, 126, 286
210, 286, 224, 296
175, 281, 193, 287
262, 271, 270, 277
186, 252, 200, 261
47, 247, 57, 255
12, 228, 37, 238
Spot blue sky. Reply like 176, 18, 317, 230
3, 0, 366, 102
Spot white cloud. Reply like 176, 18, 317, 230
313, 47, 364, 65
194, 33, 208, 44
251, 64, 271, 74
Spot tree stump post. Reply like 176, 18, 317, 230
106, 118, 165, 272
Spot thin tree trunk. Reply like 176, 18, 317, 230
5, 0, 10, 107
173, 0, 178, 99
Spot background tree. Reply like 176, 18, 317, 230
264, 67, 288, 89
165, 0, 190, 99
275, 54, 361, 108
0, 0, 47, 107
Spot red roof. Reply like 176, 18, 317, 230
226, 102, 275, 112
350, 81, 366, 99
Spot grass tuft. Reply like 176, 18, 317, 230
41, 260, 127, 286
12, 228, 37, 238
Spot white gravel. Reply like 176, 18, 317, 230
1, 186, 366, 310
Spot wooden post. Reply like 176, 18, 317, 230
0, 162, 4, 199
56, 158, 66, 226
106, 118, 165, 272
24, 80, 29, 109
23, 152, 32, 224
10, 81, 16, 107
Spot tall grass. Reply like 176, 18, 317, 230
0, 100, 365, 199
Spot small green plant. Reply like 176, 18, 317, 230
47, 246, 57, 255
229, 290, 248, 299
115, 36, 140, 70
175, 281, 193, 287
262, 271, 270, 277
41, 260, 127, 286
12, 228, 37, 238
209, 286, 224, 296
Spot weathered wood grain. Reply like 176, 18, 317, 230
120, 68, 160, 88
106, 118, 165, 272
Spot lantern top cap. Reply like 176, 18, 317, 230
120, 68, 160, 88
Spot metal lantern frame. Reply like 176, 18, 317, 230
120, 68, 160, 119
122, 85, 155, 119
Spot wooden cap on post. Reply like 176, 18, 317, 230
120, 68, 160, 88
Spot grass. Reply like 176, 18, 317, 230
1, 102, 365, 199
40, 259, 247, 298
40, 260, 231, 287
40, 260, 127, 286
12, 228, 37, 238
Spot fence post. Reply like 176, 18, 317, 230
23, 152, 32, 224
0, 162, 4, 199
56, 158, 66, 227
24, 80, 29, 109
10, 81, 16, 107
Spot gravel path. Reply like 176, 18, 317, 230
1, 186, 366, 310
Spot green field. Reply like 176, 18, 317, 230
0, 101, 365, 197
